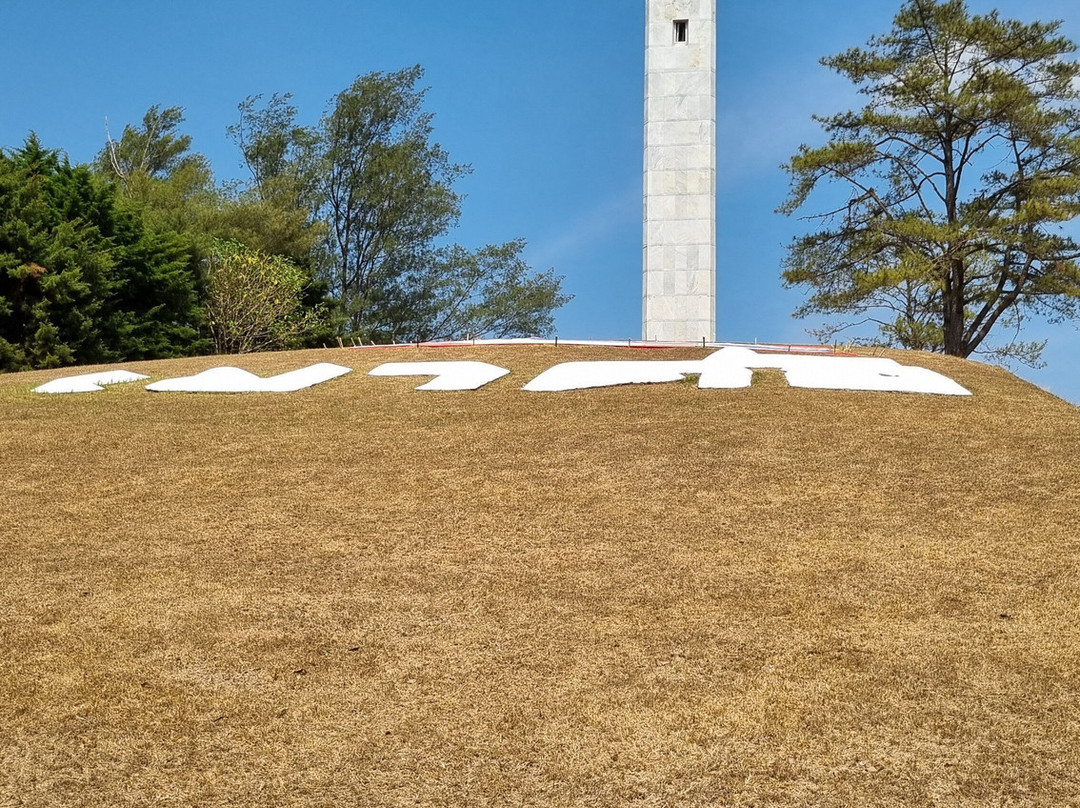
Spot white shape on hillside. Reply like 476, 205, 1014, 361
146, 363, 351, 393
697, 347, 757, 389
521, 360, 704, 392
368, 361, 510, 391
523, 348, 971, 396
33, 370, 150, 394
758, 355, 972, 395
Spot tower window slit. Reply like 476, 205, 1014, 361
674, 19, 689, 43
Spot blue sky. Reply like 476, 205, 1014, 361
4, 0, 1079, 402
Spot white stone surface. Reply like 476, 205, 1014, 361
646, 219, 713, 248
368, 361, 510, 391
647, 96, 715, 124
696, 347, 757, 388
643, 0, 717, 343
647, 120, 715, 146
647, 193, 714, 221
523, 348, 971, 396
146, 363, 351, 393
646, 169, 713, 196
522, 361, 704, 392
766, 356, 972, 396
701, 348, 972, 395
33, 370, 150, 394
645, 143, 715, 172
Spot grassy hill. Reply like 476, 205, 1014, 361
2, 345, 1078, 807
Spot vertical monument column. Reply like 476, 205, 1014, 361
643, 0, 717, 343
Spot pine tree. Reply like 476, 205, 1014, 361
780, 0, 1080, 363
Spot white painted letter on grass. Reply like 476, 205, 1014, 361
521, 360, 705, 392
521, 349, 970, 396
146, 363, 351, 393
33, 370, 150, 394
368, 361, 510, 391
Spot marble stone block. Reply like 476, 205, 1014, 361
647, 192, 714, 222
645, 169, 714, 196
646, 71, 715, 100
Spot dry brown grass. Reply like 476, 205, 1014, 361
1, 345, 1078, 807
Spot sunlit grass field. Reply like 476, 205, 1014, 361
2, 346, 1078, 806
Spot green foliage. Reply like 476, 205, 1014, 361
81, 72, 569, 359
103, 228, 207, 360
228, 93, 322, 212
223, 95, 328, 273
0, 136, 205, 372
234, 67, 570, 343
203, 240, 324, 354
97, 106, 212, 195
420, 241, 570, 342
780, 0, 1080, 363
319, 66, 470, 336
207, 194, 327, 275
362, 239, 571, 343
99, 105, 199, 181
99, 104, 326, 281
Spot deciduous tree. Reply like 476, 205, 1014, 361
381, 240, 571, 343
98, 105, 334, 350
98, 106, 210, 193
234, 67, 570, 343
320, 66, 468, 335
228, 93, 321, 212
203, 240, 323, 354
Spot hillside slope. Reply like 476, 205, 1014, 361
2, 346, 1078, 807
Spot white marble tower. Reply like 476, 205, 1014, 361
643, 0, 717, 342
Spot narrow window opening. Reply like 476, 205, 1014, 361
673, 19, 689, 43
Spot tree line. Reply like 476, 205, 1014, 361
0, 66, 570, 372
9, 0, 1079, 374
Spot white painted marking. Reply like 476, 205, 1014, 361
369, 361, 510, 391
33, 370, 150, 394
522, 348, 971, 396
26, 350, 971, 398
146, 363, 351, 393
697, 347, 758, 389
777, 357, 972, 395
521, 360, 704, 392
